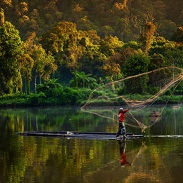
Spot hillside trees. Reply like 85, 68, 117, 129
157, 20, 177, 39
40, 21, 85, 85
171, 27, 183, 42
0, 1, 182, 98
40, 21, 104, 81
139, 21, 156, 55
0, 8, 5, 26
7, 1, 63, 40
0, 0, 12, 9
21, 32, 57, 94
19, 52, 34, 95
40, 22, 78, 66
0, 21, 23, 94
32, 46, 57, 84
69, 71, 98, 89
148, 36, 176, 69
150, 36, 175, 55
122, 53, 150, 94
100, 36, 124, 82
0, 0, 183, 43
164, 47, 183, 68
100, 36, 124, 56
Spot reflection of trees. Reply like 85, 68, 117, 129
0, 107, 183, 182
0, 107, 117, 182
0, 108, 110, 182
125, 106, 183, 135
123, 139, 174, 183
125, 106, 163, 132
5, 138, 118, 182
0, 134, 182, 182
0, 107, 108, 132
83, 139, 177, 183
0, 108, 119, 183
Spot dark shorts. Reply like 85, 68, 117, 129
118, 122, 126, 135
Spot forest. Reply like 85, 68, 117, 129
0, 0, 183, 106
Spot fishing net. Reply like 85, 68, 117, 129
81, 66, 183, 132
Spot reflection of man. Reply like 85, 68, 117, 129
118, 140, 131, 167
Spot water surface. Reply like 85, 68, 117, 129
0, 105, 183, 183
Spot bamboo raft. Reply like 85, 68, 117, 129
18, 131, 144, 140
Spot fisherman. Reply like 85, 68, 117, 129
116, 107, 130, 138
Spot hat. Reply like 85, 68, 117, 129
120, 107, 124, 110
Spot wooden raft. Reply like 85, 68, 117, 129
18, 131, 144, 140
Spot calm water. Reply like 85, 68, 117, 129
0, 105, 183, 183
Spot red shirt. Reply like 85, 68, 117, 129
118, 110, 128, 122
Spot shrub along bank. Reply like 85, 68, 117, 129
0, 90, 182, 108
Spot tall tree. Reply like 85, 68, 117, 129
122, 53, 150, 94
32, 46, 57, 84
22, 32, 57, 93
0, 8, 5, 26
99, 35, 124, 84
0, 21, 23, 94
139, 21, 156, 55
19, 53, 34, 94
40, 21, 102, 82
40, 21, 79, 68
100, 36, 124, 57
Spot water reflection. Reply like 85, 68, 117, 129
84, 138, 181, 183
0, 106, 182, 183
118, 139, 131, 167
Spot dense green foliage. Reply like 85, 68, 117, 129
0, 0, 183, 106
2, 0, 183, 41
0, 21, 23, 94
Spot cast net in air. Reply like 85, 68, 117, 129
81, 66, 183, 132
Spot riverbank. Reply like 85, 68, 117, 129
0, 93, 182, 108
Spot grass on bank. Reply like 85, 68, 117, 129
0, 91, 182, 108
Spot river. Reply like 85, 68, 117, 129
0, 105, 183, 183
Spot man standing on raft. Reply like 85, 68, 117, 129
116, 107, 130, 138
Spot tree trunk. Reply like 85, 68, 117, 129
34, 75, 37, 93
27, 80, 30, 95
